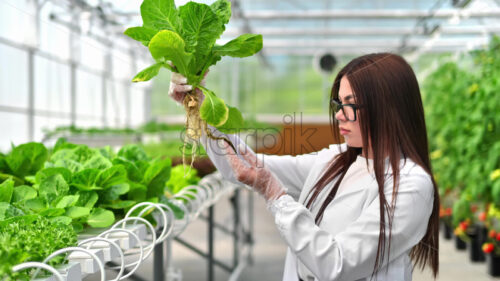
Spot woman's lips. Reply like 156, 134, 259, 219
339, 128, 350, 135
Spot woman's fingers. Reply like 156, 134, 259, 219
168, 81, 193, 103
173, 84, 193, 93
171, 72, 188, 84
237, 144, 260, 167
225, 145, 256, 185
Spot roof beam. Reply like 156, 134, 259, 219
241, 9, 500, 19
261, 45, 484, 56
223, 25, 500, 36
223, 37, 489, 49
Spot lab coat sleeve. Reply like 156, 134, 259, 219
201, 126, 344, 200
268, 171, 434, 281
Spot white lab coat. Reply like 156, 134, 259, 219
201, 130, 434, 281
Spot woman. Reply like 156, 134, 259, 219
169, 53, 439, 281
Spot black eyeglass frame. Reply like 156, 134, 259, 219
330, 98, 363, 122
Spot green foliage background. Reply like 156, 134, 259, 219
422, 36, 500, 226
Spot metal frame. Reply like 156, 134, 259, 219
173, 189, 254, 281
0, 0, 149, 143
112, 188, 255, 281
240, 8, 500, 19
223, 25, 500, 36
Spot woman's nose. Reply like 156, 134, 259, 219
335, 109, 346, 122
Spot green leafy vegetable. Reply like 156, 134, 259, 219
11, 185, 37, 202
166, 164, 201, 194
199, 86, 229, 127
0, 215, 77, 280
0, 178, 14, 203
87, 208, 115, 228
6, 142, 48, 179
38, 174, 69, 202
124, 0, 262, 168
65, 206, 91, 219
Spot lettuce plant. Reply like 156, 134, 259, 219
124, 0, 263, 166
0, 139, 182, 230
0, 215, 77, 280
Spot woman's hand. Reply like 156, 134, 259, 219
224, 144, 286, 202
168, 72, 205, 104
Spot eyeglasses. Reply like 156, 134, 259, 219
331, 99, 362, 122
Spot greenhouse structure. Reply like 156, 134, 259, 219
0, 0, 499, 280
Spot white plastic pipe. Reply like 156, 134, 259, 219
12, 262, 64, 281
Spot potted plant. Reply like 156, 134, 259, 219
440, 205, 453, 239
482, 228, 500, 276
439, 190, 455, 240
454, 219, 469, 250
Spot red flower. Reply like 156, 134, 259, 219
489, 230, 497, 239
483, 243, 494, 254
445, 208, 452, 216
459, 221, 468, 231
496, 233, 500, 241
478, 212, 487, 222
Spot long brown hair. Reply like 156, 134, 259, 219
305, 53, 439, 279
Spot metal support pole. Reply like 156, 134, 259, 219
69, 11, 80, 127
165, 238, 172, 281
126, 50, 136, 127
154, 240, 165, 281
208, 205, 215, 281
144, 87, 152, 122
231, 190, 240, 268
248, 191, 255, 265
70, 61, 77, 126
27, 48, 35, 141
102, 49, 110, 127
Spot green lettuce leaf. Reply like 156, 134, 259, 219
127, 182, 148, 202
142, 158, 172, 198
12, 185, 37, 202
101, 183, 130, 202
6, 142, 48, 178
39, 174, 69, 203
54, 195, 79, 208
83, 154, 113, 170
71, 169, 101, 191
0, 178, 14, 203
199, 87, 229, 126
35, 167, 72, 185
148, 30, 193, 76
52, 159, 84, 174
75, 191, 99, 208
210, 0, 231, 30
140, 0, 180, 32
217, 105, 245, 133
124, 26, 158, 46
132, 62, 166, 82
101, 200, 136, 209
113, 157, 143, 182
66, 206, 91, 219
96, 165, 127, 189
213, 34, 263, 58
0, 202, 24, 220
87, 208, 115, 228
39, 208, 65, 217
179, 2, 222, 74
118, 144, 151, 162
23, 197, 47, 212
